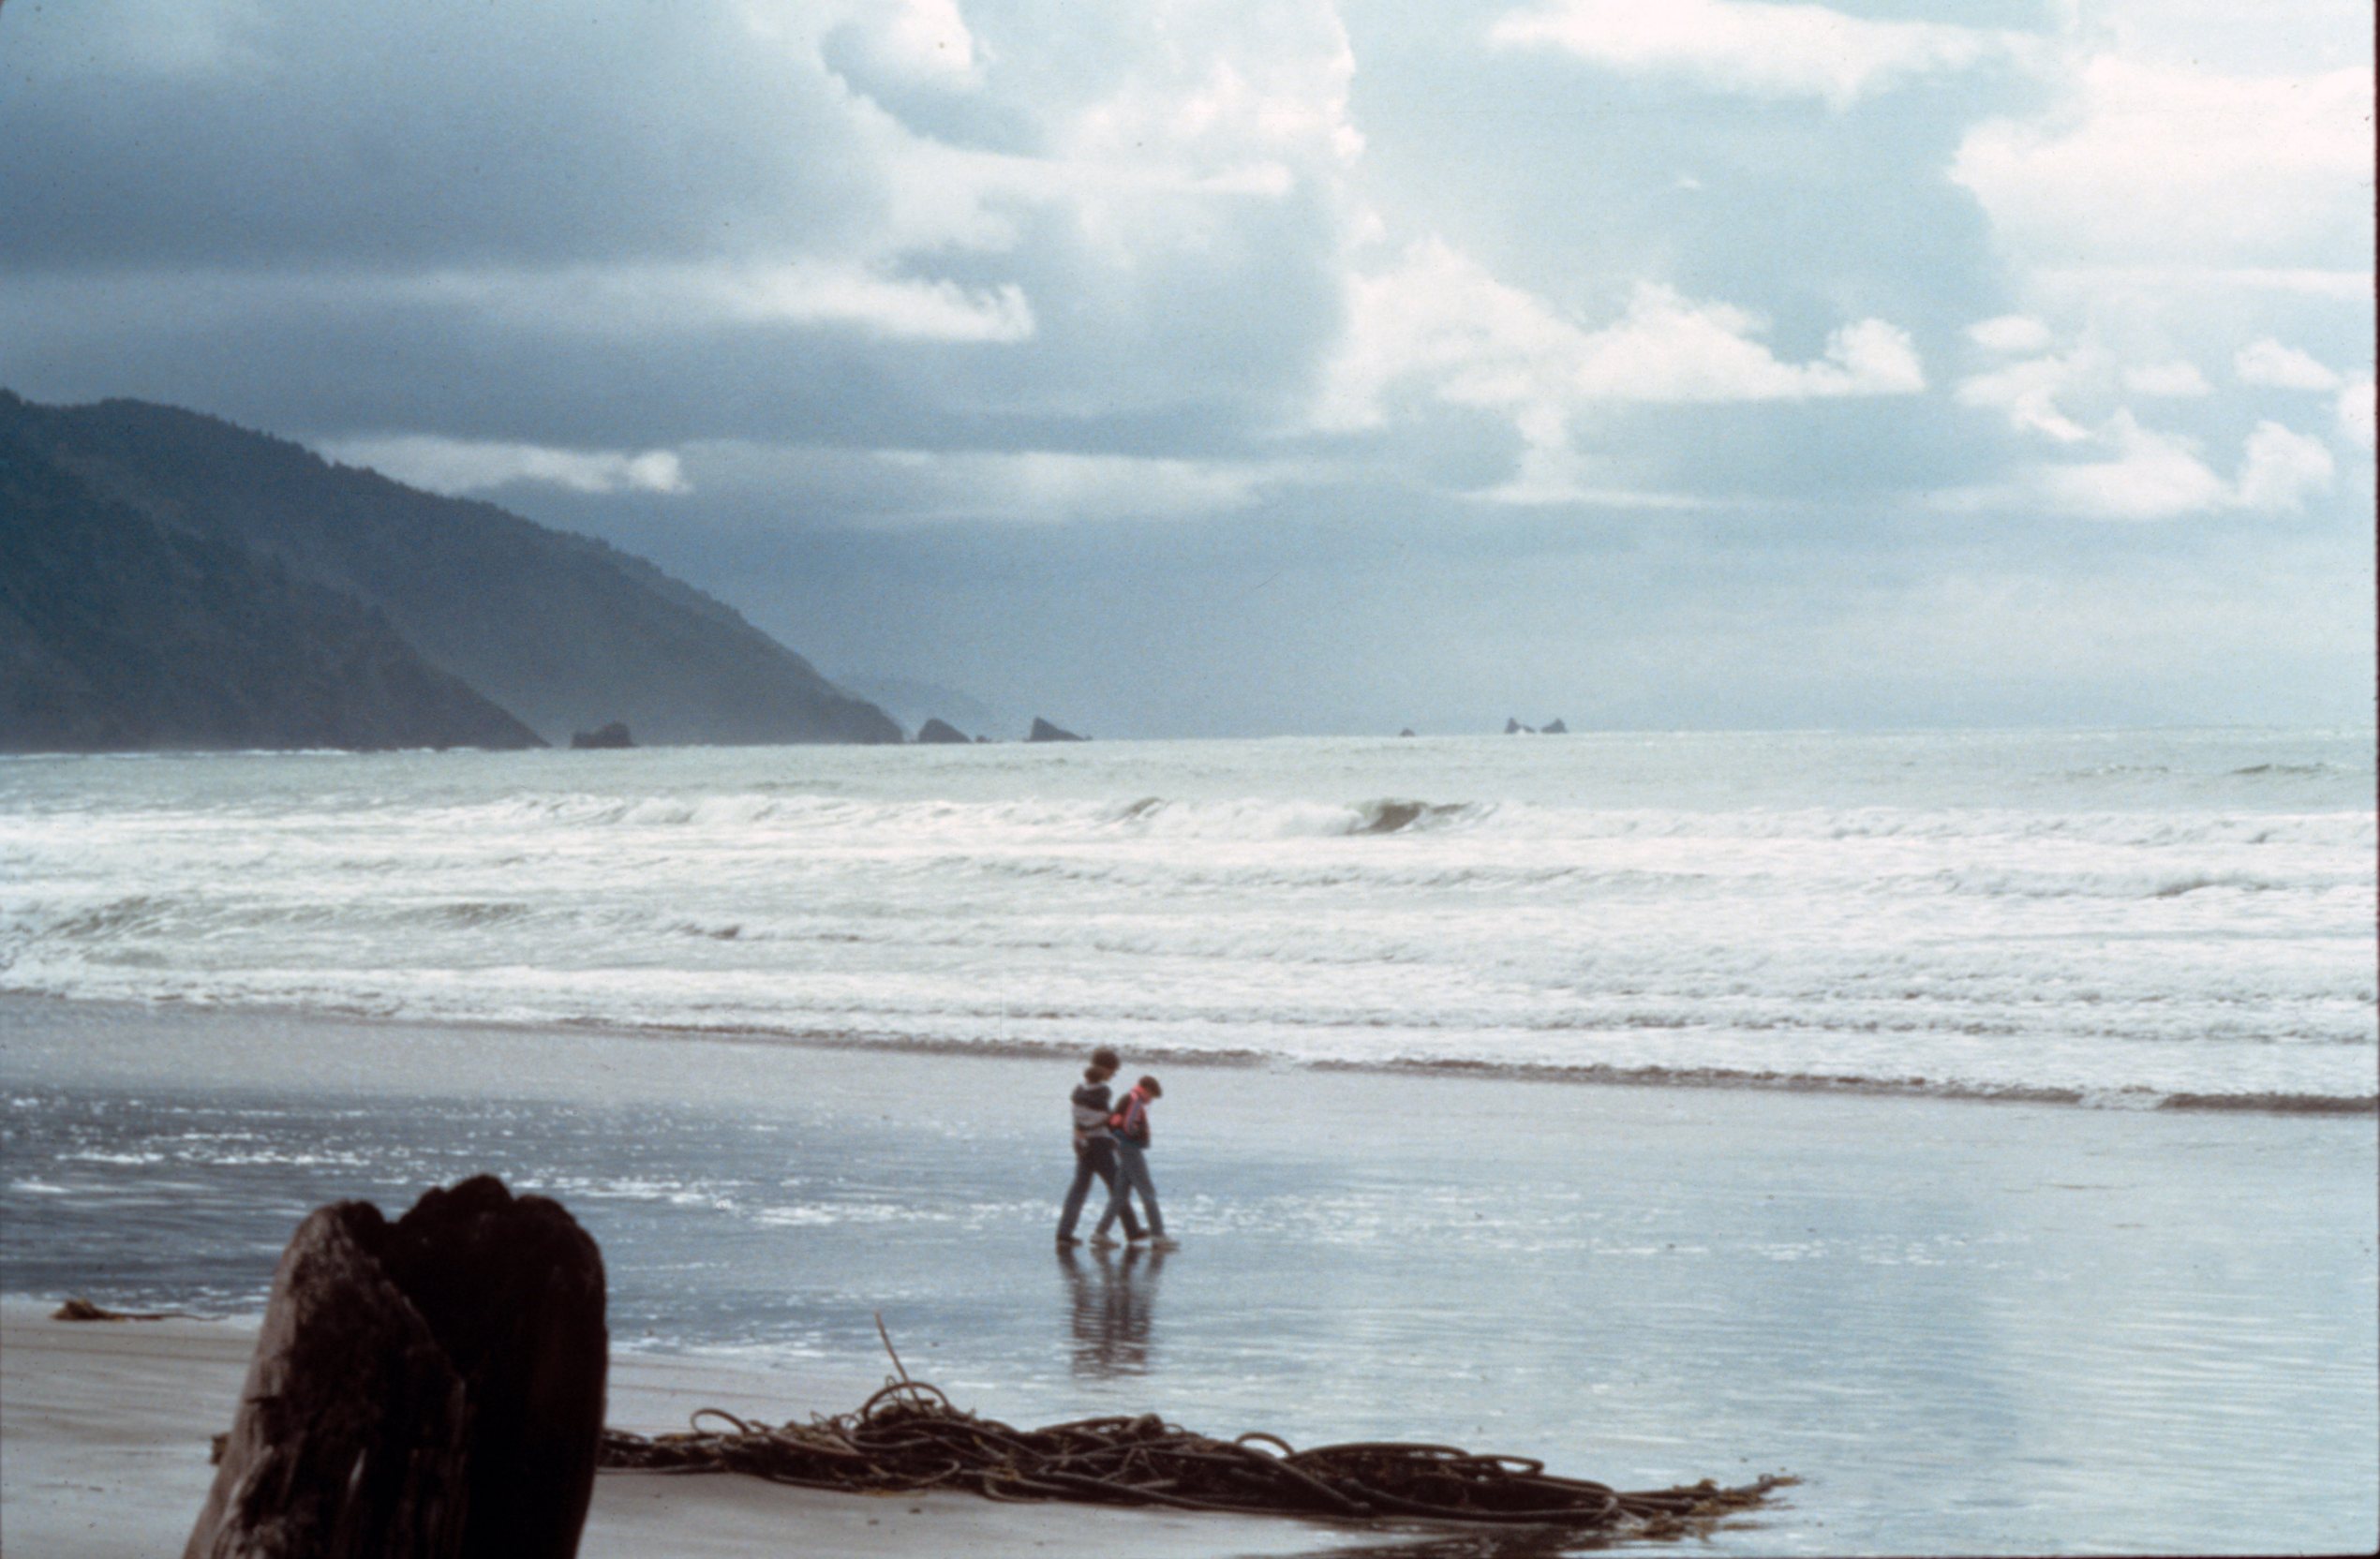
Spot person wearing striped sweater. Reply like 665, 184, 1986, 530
1056, 1048, 1143, 1245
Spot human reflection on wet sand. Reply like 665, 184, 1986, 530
1057, 1243, 1167, 1377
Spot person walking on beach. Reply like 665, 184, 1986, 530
1057, 1048, 1142, 1246
1095, 1076, 1174, 1250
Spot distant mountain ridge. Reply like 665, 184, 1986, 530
0, 392, 900, 752
2, 427, 543, 753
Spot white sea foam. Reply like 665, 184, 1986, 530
1, 730, 2372, 1106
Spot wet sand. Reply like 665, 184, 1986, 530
0, 1300, 1416, 1558
3, 995, 2375, 1554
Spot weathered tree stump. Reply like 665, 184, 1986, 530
185, 1177, 606, 1559
183, 1202, 470, 1558
379, 1177, 608, 1559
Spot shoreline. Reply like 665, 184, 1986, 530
5, 989, 2369, 1117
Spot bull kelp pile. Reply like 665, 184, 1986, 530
599, 1377, 1792, 1542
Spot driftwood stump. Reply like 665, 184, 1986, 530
185, 1177, 606, 1559
379, 1177, 609, 1559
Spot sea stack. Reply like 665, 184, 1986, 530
1028, 717, 1086, 742
569, 721, 634, 750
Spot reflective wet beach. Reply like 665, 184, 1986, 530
3, 998, 2374, 1555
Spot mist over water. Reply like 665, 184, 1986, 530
2, 727, 2373, 1106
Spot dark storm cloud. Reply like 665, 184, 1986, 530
2, 0, 2370, 734
2, 0, 1354, 454
2, 2, 885, 270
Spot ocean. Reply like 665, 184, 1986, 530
3, 727, 2373, 1106
4, 727, 2375, 1553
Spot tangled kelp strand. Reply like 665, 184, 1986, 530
597, 1378, 1792, 1540
52, 1296, 210, 1322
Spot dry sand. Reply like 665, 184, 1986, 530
0, 1300, 1419, 1558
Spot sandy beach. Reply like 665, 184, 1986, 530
1, 1299, 1435, 1558
4, 996, 2375, 1554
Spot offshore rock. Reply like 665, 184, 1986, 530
569, 721, 634, 750
1541, 719, 1569, 734
1505, 717, 1534, 735
1028, 717, 1086, 742
915, 718, 972, 744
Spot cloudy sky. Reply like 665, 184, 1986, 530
6, 0, 2373, 735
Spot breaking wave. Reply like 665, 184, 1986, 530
4, 728, 2372, 1109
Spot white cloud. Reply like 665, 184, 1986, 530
1318, 242, 1560, 430
1553, 287, 1923, 403
700, 264, 1035, 341
974, 0, 1363, 210
7, 261, 1039, 346
1956, 348, 2101, 443
2340, 379, 2378, 451
828, 0, 984, 88
1478, 433, 1738, 509
1068, 32, 1363, 171
688, 441, 1282, 524
2234, 421, 2336, 510
1326, 240, 1923, 430
903, 450, 1270, 523
2029, 413, 2230, 521
1944, 413, 2338, 520
317, 436, 692, 497
727, 0, 1368, 364
1014, 0, 1361, 277
1820, 319, 1929, 393
1962, 344, 2240, 437
1968, 315, 2054, 354
740, 0, 981, 86
1488, 0, 2023, 109
1953, 58, 2375, 273
2121, 361, 2211, 397
2090, 0, 2371, 78
1321, 242, 1922, 497
2235, 337, 2344, 392
408, 262, 1038, 342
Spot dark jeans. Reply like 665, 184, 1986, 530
1059, 1136, 1142, 1240
1096, 1137, 1162, 1239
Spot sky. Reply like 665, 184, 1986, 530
4, 0, 2373, 736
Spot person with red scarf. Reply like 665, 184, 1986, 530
1093, 1076, 1175, 1249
